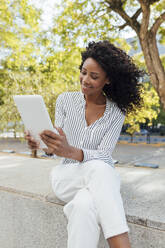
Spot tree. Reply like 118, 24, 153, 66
53, 0, 165, 109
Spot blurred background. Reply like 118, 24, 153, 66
0, 0, 165, 151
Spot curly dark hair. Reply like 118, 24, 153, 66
79, 40, 144, 114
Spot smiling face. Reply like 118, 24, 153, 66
80, 58, 109, 97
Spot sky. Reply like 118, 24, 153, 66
30, 0, 60, 30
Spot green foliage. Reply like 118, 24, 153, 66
125, 83, 160, 135
153, 104, 165, 126
0, 0, 40, 52
0, 0, 41, 95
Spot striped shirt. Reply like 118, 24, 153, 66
54, 90, 125, 167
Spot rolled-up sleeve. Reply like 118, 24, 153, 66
81, 111, 125, 165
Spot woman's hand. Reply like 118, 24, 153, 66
40, 127, 72, 158
24, 131, 39, 150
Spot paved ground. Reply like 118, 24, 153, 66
113, 143, 165, 168
0, 137, 165, 168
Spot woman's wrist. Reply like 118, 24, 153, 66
67, 146, 84, 162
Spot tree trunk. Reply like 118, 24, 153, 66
139, 31, 165, 110
148, 32, 165, 109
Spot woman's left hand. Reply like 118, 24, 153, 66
40, 127, 72, 158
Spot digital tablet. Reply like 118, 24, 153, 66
13, 95, 58, 149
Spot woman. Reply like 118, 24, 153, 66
25, 41, 143, 248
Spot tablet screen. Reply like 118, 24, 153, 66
13, 95, 57, 149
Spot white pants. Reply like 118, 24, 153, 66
50, 159, 129, 248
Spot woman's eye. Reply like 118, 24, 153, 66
81, 71, 98, 80
91, 76, 98, 80
81, 71, 86, 75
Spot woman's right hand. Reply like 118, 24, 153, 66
24, 131, 39, 150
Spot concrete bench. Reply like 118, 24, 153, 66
0, 152, 164, 248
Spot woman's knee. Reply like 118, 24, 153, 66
50, 166, 85, 202
68, 189, 96, 216
84, 159, 121, 188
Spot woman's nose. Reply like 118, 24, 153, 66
83, 74, 90, 83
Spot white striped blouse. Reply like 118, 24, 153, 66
54, 90, 125, 167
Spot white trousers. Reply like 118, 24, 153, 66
50, 159, 129, 248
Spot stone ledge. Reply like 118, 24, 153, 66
1, 184, 164, 233
0, 187, 165, 248
126, 215, 165, 232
